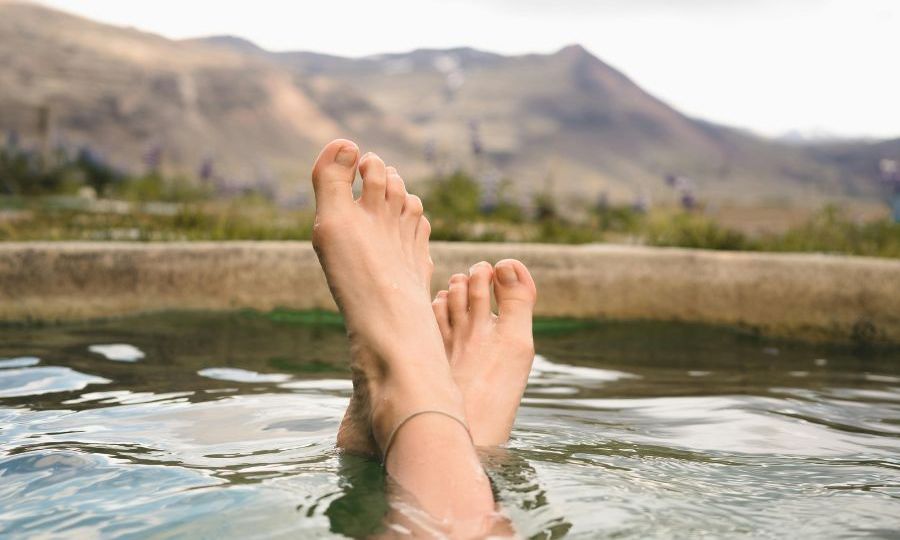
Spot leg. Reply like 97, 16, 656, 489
310, 140, 498, 534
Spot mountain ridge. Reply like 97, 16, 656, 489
1, 1, 896, 205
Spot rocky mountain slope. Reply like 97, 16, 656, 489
1, 1, 896, 205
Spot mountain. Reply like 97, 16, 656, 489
0, 1, 417, 195
262, 44, 899, 203
1, 1, 896, 205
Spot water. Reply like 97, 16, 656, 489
1, 312, 899, 538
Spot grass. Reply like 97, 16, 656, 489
3, 194, 899, 259
0, 197, 314, 241
643, 206, 900, 258
763, 207, 900, 258
1, 145, 898, 257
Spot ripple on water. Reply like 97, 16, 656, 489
198, 368, 291, 383
0, 448, 335, 538
88, 344, 145, 363
1, 314, 899, 538
521, 394, 900, 456
0, 357, 40, 369
0, 366, 110, 398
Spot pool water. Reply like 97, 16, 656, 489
1, 312, 899, 538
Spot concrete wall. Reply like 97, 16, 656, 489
2, 242, 899, 344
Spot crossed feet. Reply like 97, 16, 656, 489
311, 138, 537, 459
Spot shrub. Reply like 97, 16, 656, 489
761, 206, 900, 258
644, 212, 750, 251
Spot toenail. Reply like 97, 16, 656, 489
496, 264, 518, 285
335, 146, 358, 167
469, 261, 489, 275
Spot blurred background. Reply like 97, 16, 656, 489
1, 0, 898, 254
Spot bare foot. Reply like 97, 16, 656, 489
432, 260, 538, 446
313, 140, 505, 535
310, 139, 462, 453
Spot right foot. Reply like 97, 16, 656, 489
313, 140, 502, 534
310, 139, 465, 453
432, 260, 538, 446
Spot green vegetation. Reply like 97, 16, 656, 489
532, 317, 601, 335
764, 206, 900, 258
423, 171, 900, 257
1, 143, 209, 202
643, 206, 900, 258
258, 308, 346, 328
0, 144, 311, 241
0, 199, 314, 241
1, 144, 898, 258
0, 145, 117, 196
643, 212, 751, 251
425, 170, 597, 243
242, 310, 603, 337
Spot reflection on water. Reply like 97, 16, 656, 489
1, 313, 899, 538
88, 343, 146, 362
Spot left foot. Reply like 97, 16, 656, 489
432, 260, 537, 446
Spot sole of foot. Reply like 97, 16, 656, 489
432, 259, 538, 447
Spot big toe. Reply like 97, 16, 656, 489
492, 259, 537, 329
311, 139, 359, 212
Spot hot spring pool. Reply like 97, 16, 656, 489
1, 312, 899, 538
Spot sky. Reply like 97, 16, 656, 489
35, 0, 900, 140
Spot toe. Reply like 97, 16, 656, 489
402, 195, 425, 265
385, 166, 406, 215
447, 273, 469, 328
415, 216, 433, 282
359, 152, 387, 209
467, 261, 494, 323
492, 259, 537, 331
432, 290, 452, 350
401, 194, 424, 244
310, 139, 359, 212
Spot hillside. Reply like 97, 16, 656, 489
0, 2, 418, 197
1, 1, 896, 205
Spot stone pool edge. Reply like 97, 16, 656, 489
2, 241, 899, 345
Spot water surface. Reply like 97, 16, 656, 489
1, 312, 899, 538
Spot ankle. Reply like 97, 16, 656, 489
370, 380, 467, 453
